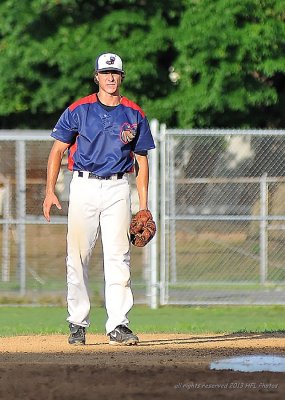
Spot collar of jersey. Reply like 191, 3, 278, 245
96, 94, 121, 111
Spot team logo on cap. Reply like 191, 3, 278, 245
106, 56, 116, 65
120, 123, 137, 144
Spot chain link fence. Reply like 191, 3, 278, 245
0, 131, 148, 305
160, 128, 285, 305
2, 128, 285, 306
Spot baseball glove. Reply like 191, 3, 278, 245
130, 209, 156, 247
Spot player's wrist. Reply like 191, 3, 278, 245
45, 189, 56, 196
139, 206, 148, 211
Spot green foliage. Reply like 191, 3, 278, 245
0, 0, 178, 127
1, 0, 285, 128
171, 0, 285, 127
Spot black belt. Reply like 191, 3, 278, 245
78, 171, 124, 180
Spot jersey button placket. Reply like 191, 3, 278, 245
101, 113, 113, 135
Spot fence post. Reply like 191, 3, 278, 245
2, 178, 11, 282
169, 136, 177, 283
149, 119, 159, 309
260, 173, 268, 285
16, 140, 26, 295
159, 123, 167, 305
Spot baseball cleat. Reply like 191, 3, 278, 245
68, 323, 86, 345
108, 325, 139, 346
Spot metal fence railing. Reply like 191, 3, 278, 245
0, 130, 151, 305
159, 128, 285, 305
2, 127, 285, 306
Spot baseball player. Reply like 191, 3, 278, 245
43, 52, 155, 345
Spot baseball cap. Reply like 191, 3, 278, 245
95, 53, 124, 73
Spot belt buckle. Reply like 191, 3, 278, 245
84, 172, 123, 180
88, 172, 102, 180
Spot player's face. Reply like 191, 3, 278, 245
97, 70, 122, 95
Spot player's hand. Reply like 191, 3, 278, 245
43, 193, 62, 222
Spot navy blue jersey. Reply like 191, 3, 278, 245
51, 94, 155, 177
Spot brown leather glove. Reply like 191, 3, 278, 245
130, 210, 156, 247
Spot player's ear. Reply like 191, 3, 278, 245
94, 72, 99, 85
121, 72, 125, 81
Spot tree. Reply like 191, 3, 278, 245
2, 0, 285, 129
0, 0, 180, 127
169, 0, 285, 128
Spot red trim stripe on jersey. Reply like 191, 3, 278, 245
69, 93, 97, 112
120, 97, 145, 117
68, 142, 78, 171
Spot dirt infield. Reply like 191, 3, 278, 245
0, 333, 285, 399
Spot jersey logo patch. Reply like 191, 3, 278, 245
120, 123, 137, 144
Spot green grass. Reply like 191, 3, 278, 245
0, 305, 285, 336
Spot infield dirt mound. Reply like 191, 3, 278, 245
0, 333, 284, 399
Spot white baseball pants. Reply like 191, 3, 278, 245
66, 171, 133, 334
